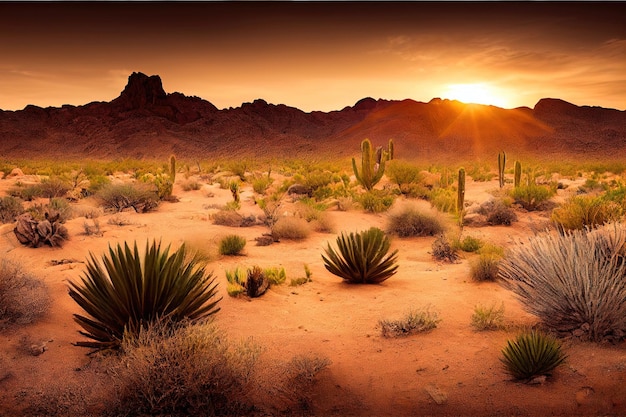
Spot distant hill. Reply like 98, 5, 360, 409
1, 72, 624, 162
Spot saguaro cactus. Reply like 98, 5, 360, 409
388, 139, 395, 161
498, 151, 506, 188
352, 139, 385, 190
169, 154, 176, 183
514, 160, 522, 188
457, 167, 466, 214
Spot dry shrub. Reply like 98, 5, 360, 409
431, 234, 458, 263
212, 209, 244, 227
387, 203, 444, 237
0, 259, 49, 329
499, 223, 626, 342
478, 199, 517, 226
0, 196, 23, 224
551, 195, 622, 231
379, 307, 440, 337
272, 216, 311, 240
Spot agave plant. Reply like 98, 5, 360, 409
68, 240, 221, 351
322, 227, 398, 284
500, 329, 567, 382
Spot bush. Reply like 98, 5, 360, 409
0, 196, 23, 224
499, 223, 626, 342
471, 302, 505, 330
470, 252, 501, 282
427, 187, 457, 213
39, 177, 71, 198
110, 320, 261, 416
509, 184, 555, 211
379, 307, 440, 337
386, 160, 423, 194
478, 199, 517, 226
551, 195, 622, 231
180, 179, 202, 191
431, 234, 458, 263
456, 235, 483, 252
500, 329, 567, 382
272, 216, 311, 240
357, 190, 395, 213
0, 259, 50, 328
264, 266, 286, 286
387, 204, 445, 237
322, 227, 398, 284
67, 241, 221, 351
219, 235, 247, 256
225, 267, 247, 297
212, 209, 244, 227
96, 182, 159, 213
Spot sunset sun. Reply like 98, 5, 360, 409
442, 83, 509, 108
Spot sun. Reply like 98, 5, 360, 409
442, 83, 509, 108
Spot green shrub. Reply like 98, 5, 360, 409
67, 241, 221, 351
387, 204, 445, 237
96, 182, 159, 212
322, 227, 398, 284
225, 267, 246, 297
427, 187, 457, 213
219, 235, 247, 256
264, 266, 286, 286
9, 183, 41, 201
471, 302, 505, 330
551, 195, 622, 231
470, 252, 501, 282
509, 184, 555, 211
379, 307, 440, 337
357, 190, 395, 213
290, 264, 313, 286
252, 176, 273, 195
0, 196, 23, 223
499, 223, 626, 342
500, 329, 567, 382
431, 234, 458, 263
386, 160, 423, 194
111, 320, 261, 416
39, 177, 71, 198
456, 235, 483, 252
272, 216, 311, 240
0, 259, 50, 328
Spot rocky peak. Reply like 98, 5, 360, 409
114, 72, 167, 110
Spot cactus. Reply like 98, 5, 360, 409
388, 139, 395, 161
498, 151, 506, 188
514, 160, 522, 188
457, 168, 466, 214
169, 154, 176, 183
352, 139, 386, 190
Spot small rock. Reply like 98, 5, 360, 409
528, 375, 547, 385
424, 383, 448, 405
575, 386, 595, 406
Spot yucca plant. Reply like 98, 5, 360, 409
500, 329, 567, 382
322, 227, 398, 284
68, 240, 221, 351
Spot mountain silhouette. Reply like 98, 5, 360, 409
0, 72, 624, 161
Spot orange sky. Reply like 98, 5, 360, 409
0, 2, 624, 112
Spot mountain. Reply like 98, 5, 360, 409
0, 72, 624, 162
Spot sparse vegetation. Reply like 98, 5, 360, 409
431, 233, 458, 263
469, 245, 503, 282
551, 195, 622, 231
0, 196, 23, 224
357, 189, 395, 213
471, 302, 505, 330
219, 234, 247, 256
0, 259, 50, 329
387, 203, 445, 237
509, 183, 555, 211
379, 307, 440, 337
68, 241, 221, 351
96, 182, 159, 212
499, 223, 626, 342
272, 216, 311, 240
500, 329, 567, 382
322, 227, 398, 284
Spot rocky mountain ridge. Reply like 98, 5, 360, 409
0, 72, 624, 161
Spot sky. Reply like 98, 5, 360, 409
0, 2, 625, 112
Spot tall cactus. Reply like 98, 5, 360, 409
457, 168, 466, 214
498, 151, 506, 188
169, 154, 176, 183
352, 139, 385, 190
514, 160, 522, 188
388, 139, 395, 161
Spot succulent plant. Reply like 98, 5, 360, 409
352, 139, 386, 191
501, 329, 567, 381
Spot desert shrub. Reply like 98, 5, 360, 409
500, 329, 567, 382
225, 267, 247, 297
219, 234, 247, 256
9, 183, 41, 201
0, 259, 50, 329
180, 178, 202, 191
386, 160, 424, 195
252, 176, 273, 195
357, 189, 395, 213
86, 173, 110, 194
499, 223, 626, 342
39, 177, 71, 198
467, 163, 495, 182
67, 241, 221, 351
212, 208, 245, 227
290, 264, 313, 286
0, 196, 23, 223
455, 235, 483, 252
96, 182, 159, 213
83, 218, 101, 236
109, 320, 261, 417
272, 216, 311, 240
478, 199, 517, 226
470, 252, 501, 282
551, 195, 622, 231
471, 302, 505, 330
107, 214, 135, 226
431, 234, 458, 262
387, 204, 445, 237
14, 212, 69, 248
379, 307, 440, 338
509, 184, 555, 211
427, 187, 457, 213
322, 227, 398, 284
264, 266, 286, 286
295, 200, 336, 233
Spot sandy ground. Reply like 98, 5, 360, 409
0, 173, 625, 416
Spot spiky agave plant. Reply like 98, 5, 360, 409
68, 240, 221, 351
322, 227, 398, 284
500, 329, 567, 382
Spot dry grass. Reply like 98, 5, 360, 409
0, 259, 50, 329
272, 216, 311, 240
